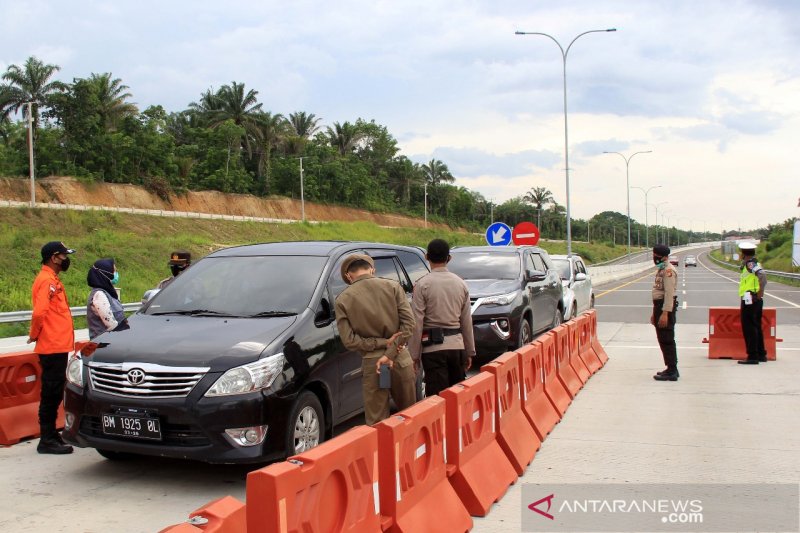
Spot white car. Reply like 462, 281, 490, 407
684, 255, 697, 267
550, 254, 594, 321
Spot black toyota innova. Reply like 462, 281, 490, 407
62, 241, 429, 464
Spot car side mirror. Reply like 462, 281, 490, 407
574, 272, 587, 282
141, 288, 160, 304
314, 298, 334, 327
526, 269, 546, 282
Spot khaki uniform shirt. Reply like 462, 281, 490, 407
409, 267, 476, 360
652, 264, 678, 312
335, 275, 415, 360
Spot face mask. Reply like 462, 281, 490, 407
60, 257, 71, 272
111, 271, 120, 285
653, 257, 666, 269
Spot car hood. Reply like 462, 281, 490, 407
463, 279, 521, 298
85, 313, 299, 371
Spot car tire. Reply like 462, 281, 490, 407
570, 302, 577, 321
517, 317, 533, 348
590, 294, 595, 309
96, 449, 136, 461
551, 307, 563, 329
286, 391, 324, 457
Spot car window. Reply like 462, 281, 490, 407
530, 253, 546, 271
551, 258, 571, 280
396, 250, 429, 286
145, 255, 327, 316
576, 260, 586, 274
374, 257, 402, 285
328, 253, 356, 300
540, 253, 554, 270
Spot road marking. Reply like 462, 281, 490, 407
682, 301, 687, 309
596, 271, 654, 298
682, 290, 686, 295
699, 251, 800, 309
608, 345, 800, 352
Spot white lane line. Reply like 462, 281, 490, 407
682, 301, 688, 309
682, 290, 686, 295
699, 251, 800, 309
609, 345, 800, 352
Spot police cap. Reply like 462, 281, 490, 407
168, 250, 191, 266
41, 241, 76, 264
652, 243, 670, 256
340, 253, 374, 284
738, 242, 757, 251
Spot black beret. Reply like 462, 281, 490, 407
653, 244, 670, 256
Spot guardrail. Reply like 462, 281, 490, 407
706, 253, 800, 282
0, 302, 142, 324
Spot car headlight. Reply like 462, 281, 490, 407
481, 291, 520, 307
66, 355, 83, 388
205, 353, 286, 397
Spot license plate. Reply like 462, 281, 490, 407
102, 413, 162, 440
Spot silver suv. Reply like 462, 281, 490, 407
550, 254, 594, 321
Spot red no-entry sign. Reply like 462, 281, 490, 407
512, 221, 540, 245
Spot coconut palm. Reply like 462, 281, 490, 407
284, 111, 321, 155
207, 82, 263, 156
326, 121, 364, 156
87, 73, 138, 131
254, 111, 288, 195
2, 56, 67, 136
523, 186, 554, 230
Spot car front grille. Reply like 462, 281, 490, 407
88, 362, 209, 399
79, 416, 211, 447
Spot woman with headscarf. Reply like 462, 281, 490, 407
86, 258, 127, 339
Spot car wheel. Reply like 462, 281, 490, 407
286, 391, 324, 456
551, 307, 563, 329
96, 449, 136, 461
517, 317, 533, 348
590, 294, 595, 309
570, 302, 577, 320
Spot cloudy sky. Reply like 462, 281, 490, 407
2, 0, 799, 232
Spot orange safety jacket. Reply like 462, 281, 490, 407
29, 265, 75, 354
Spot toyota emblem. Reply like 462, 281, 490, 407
126, 368, 146, 386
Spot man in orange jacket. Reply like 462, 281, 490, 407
28, 241, 76, 454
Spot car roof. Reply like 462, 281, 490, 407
207, 241, 422, 258
451, 245, 547, 254
549, 254, 583, 261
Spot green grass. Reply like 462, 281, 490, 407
710, 249, 800, 287
0, 206, 633, 337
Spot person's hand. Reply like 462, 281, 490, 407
413, 359, 421, 376
387, 332, 401, 347
376, 355, 394, 374
657, 313, 668, 328
649, 314, 655, 326
26, 337, 35, 344
465, 356, 473, 371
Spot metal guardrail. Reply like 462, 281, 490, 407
0, 302, 142, 324
706, 253, 800, 282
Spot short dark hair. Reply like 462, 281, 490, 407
346, 259, 373, 273
427, 239, 450, 263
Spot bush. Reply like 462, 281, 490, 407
143, 176, 172, 201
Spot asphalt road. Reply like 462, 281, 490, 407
2, 247, 799, 532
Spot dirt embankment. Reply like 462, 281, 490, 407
0, 176, 450, 229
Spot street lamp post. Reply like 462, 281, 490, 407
424, 182, 428, 228
297, 156, 308, 222
631, 184, 661, 248
603, 150, 652, 260
26, 102, 35, 207
515, 28, 616, 256
653, 201, 668, 244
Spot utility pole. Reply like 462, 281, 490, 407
26, 102, 35, 207
297, 156, 307, 222
424, 181, 428, 228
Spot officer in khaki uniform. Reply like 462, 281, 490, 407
335, 254, 417, 425
651, 243, 679, 381
409, 239, 476, 397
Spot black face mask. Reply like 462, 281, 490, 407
170, 265, 186, 277
653, 256, 664, 266
60, 257, 71, 272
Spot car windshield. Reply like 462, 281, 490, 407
551, 259, 571, 280
144, 255, 328, 317
448, 252, 520, 280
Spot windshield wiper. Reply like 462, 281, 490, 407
151, 309, 240, 317
247, 311, 298, 318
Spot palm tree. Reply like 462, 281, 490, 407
420, 159, 455, 216
0, 85, 13, 143
326, 121, 364, 156
254, 111, 287, 195
2, 56, 67, 136
208, 82, 263, 156
523, 186, 554, 230
284, 111, 321, 155
87, 73, 138, 131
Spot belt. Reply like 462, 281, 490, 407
443, 328, 461, 336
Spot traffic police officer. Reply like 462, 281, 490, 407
157, 250, 191, 289
409, 239, 476, 397
651, 243, 679, 381
334, 254, 417, 425
737, 242, 768, 364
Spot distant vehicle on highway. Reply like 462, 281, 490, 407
550, 254, 595, 321
63, 241, 430, 464
684, 255, 697, 267
447, 246, 564, 361
669, 255, 679, 266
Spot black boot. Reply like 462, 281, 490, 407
656, 368, 670, 375
654, 368, 679, 381
737, 359, 759, 365
37, 426, 73, 455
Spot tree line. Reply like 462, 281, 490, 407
1, 56, 710, 245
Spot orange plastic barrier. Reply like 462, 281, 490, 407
516, 342, 561, 441
159, 495, 246, 533
536, 333, 572, 416
480, 352, 540, 475
566, 321, 591, 383
586, 310, 609, 365
376, 396, 472, 533
0, 351, 63, 445
246, 425, 381, 533
575, 314, 603, 374
440, 373, 517, 516
702, 307, 779, 360
552, 325, 583, 397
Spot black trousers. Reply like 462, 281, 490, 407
653, 299, 678, 372
740, 298, 766, 361
421, 349, 467, 397
38, 353, 68, 435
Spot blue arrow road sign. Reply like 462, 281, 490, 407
485, 222, 512, 246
